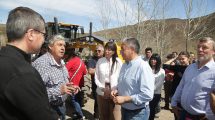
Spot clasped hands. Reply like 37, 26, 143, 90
111, 90, 128, 105
60, 82, 80, 95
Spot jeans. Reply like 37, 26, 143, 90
51, 103, 66, 120
71, 93, 84, 118
121, 105, 150, 120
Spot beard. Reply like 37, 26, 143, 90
198, 54, 213, 62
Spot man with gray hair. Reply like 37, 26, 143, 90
33, 34, 76, 120
171, 37, 215, 120
111, 37, 154, 120
0, 7, 58, 120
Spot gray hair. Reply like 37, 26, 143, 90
96, 44, 104, 51
199, 37, 215, 51
48, 34, 65, 45
6, 7, 45, 42
122, 37, 140, 54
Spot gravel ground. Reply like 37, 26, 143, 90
65, 96, 173, 119
66, 88, 174, 120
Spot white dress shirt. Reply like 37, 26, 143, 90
153, 68, 165, 94
95, 57, 122, 96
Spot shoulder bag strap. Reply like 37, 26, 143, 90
70, 60, 82, 82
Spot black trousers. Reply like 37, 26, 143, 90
164, 81, 172, 108
149, 94, 161, 120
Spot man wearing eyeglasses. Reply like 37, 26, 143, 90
87, 44, 104, 119
0, 7, 58, 120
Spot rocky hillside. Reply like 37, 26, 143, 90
1, 12, 215, 57
94, 12, 215, 57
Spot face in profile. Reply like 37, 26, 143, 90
30, 29, 46, 53
121, 44, 132, 61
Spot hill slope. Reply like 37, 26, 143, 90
94, 12, 215, 57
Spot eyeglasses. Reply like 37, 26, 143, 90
109, 39, 115, 42
96, 50, 101, 52
33, 29, 47, 38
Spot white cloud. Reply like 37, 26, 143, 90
91, 0, 137, 29
0, 0, 147, 30
0, 0, 98, 17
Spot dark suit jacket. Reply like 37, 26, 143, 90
0, 45, 57, 120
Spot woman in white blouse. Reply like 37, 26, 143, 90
148, 53, 165, 120
95, 41, 122, 120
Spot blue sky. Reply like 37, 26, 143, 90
0, 0, 215, 32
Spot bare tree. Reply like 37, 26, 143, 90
182, 0, 211, 52
96, 0, 112, 38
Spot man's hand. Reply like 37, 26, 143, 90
171, 106, 182, 119
60, 84, 73, 95
73, 85, 81, 95
113, 96, 132, 105
60, 83, 79, 95
210, 90, 215, 114
111, 90, 118, 98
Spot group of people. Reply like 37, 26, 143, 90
1, 6, 215, 120
145, 37, 215, 120
0, 7, 86, 120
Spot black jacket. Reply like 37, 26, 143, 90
0, 45, 57, 120
163, 64, 187, 96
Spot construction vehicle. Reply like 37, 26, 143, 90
46, 17, 105, 51
45, 17, 123, 61
45, 17, 109, 106
44, 17, 124, 106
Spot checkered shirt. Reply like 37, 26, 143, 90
32, 52, 69, 102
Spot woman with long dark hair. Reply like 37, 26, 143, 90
148, 53, 165, 120
95, 41, 122, 120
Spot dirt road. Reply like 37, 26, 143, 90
80, 96, 174, 120
66, 88, 174, 120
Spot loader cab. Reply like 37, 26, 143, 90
46, 22, 84, 42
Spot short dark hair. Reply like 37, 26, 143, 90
166, 53, 174, 59
179, 51, 190, 58
6, 7, 45, 42
122, 37, 140, 54
145, 47, 152, 53
172, 51, 178, 55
